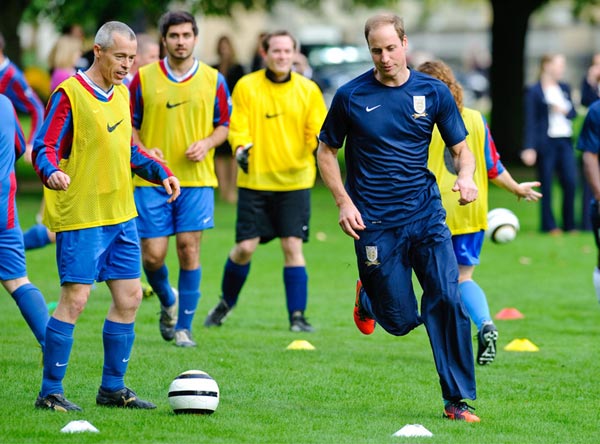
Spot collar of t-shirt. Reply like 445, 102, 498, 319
265, 68, 291, 84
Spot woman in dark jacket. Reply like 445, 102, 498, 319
521, 54, 577, 233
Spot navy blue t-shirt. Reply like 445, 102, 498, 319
319, 69, 467, 229
578, 100, 600, 155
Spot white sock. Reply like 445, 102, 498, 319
593, 268, 600, 304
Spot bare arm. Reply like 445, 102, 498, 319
491, 170, 542, 202
448, 140, 478, 205
316, 141, 365, 239
583, 151, 600, 201
185, 125, 229, 162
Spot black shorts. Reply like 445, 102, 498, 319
235, 188, 310, 244
214, 141, 233, 157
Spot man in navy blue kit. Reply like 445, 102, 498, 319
317, 13, 480, 422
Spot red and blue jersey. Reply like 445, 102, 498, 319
33, 72, 173, 231
0, 58, 45, 145
33, 72, 172, 188
129, 58, 230, 187
0, 94, 26, 230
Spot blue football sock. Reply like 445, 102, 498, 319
41, 317, 74, 397
144, 264, 176, 307
11, 283, 49, 349
175, 268, 201, 331
22, 224, 51, 250
284, 266, 308, 315
221, 258, 250, 308
101, 319, 135, 392
459, 280, 492, 331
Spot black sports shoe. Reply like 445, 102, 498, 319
96, 387, 156, 409
204, 299, 231, 327
35, 393, 82, 412
477, 321, 498, 365
290, 311, 315, 332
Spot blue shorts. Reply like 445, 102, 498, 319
451, 231, 485, 266
56, 220, 141, 285
0, 227, 26, 280
134, 187, 214, 238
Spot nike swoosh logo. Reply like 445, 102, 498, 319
365, 105, 381, 112
203, 217, 212, 224
266, 113, 283, 119
122, 357, 130, 363
107, 119, 124, 132
166, 100, 188, 109
184, 309, 195, 315
55, 362, 68, 367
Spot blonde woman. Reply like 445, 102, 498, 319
48, 35, 82, 91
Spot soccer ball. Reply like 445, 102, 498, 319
486, 208, 520, 244
168, 370, 220, 414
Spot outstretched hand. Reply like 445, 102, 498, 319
516, 181, 542, 202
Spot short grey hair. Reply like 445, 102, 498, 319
94, 21, 136, 50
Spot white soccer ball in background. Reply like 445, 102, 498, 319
168, 370, 220, 414
486, 208, 520, 244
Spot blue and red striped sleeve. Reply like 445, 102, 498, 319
2, 65, 45, 144
13, 107, 26, 160
482, 116, 505, 180
32, 89, 73, 186
129, 72, 144, 129
213, 72, 231, 128
130, 141, 173, 184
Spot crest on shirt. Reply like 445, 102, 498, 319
412, 95, 427, 119
365, 246, 380, 266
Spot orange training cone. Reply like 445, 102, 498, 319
495, 307, 524, 320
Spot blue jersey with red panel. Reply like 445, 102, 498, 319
319, 69, 467, 229
0, 58, 45, 145
0, 94, 25, 231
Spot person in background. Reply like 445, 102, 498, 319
418, 60, 542, 365
0, 32, 45, 153
581, 53, 600, 108
204, 30, 327, 332
0, 94, 49, 352
123, 33, 160, 87
317, 13, 480, 422
32, 21, 180, 412
129, 11, 231, 347
212, 35, 245, 203
48, 35, 82, 92
292, 51, 312, 79
521, 53, 577, 234
250, 32, 267, 72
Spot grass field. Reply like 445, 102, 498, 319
2, 174, 600, 444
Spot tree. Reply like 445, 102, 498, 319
3, 0, 598, 162
489, 0, 548, 163
1, 0, 33, 65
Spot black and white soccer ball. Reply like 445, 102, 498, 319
168, 370, 220, 414
486, 208, 520, 244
